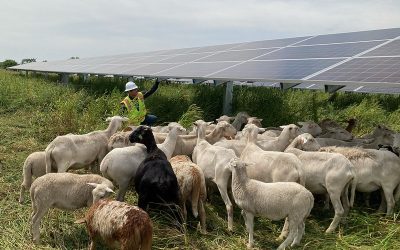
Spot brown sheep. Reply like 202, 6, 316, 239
79, 199, 153, 250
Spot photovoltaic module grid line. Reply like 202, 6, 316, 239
303, 36, 400, 80
149, 42, 249, 75
202, 36, 318, 78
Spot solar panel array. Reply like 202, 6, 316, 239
10, 28, 400, 94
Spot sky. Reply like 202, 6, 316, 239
1, 0, 400, 63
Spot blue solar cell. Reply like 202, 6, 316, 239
156, 62, 238, 78
257, 41, 383, 60
196, 48, 277, 62
208, 59, 342, 80
122, 63, 180, 75
233, 36, 311, 50
189, 43, 242, 53
157, 52, 214, 63
311, 57, 400, 83
297, 28, 400, 45
363, 40, 400, 57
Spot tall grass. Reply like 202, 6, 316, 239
1, 69, 400, 249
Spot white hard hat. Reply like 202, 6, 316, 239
125, 81, 138, 92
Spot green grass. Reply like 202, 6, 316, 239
1, 70, 400, 249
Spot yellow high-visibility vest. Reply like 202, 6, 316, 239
121, 92, 147, 125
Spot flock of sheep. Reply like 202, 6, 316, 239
17, 111, 400, 249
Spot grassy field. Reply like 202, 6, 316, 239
1, 70, 400, 249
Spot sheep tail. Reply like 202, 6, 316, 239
190, 168, 201, 218
45, 144, 54, 173
22, 157, 33, 190
19, 158, 33, 203
140, 221, 153, 250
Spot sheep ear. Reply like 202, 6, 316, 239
105, 187, 115, 194
258, 128, 266, 133
207, 121, 213, 126
106, 117, 112, 122
280, 125, 287, 129
297, 122, 305, 126
87, 183, 98, 188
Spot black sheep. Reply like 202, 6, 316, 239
129, 126, 181, 220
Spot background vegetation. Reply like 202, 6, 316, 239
1, 69, 400, 249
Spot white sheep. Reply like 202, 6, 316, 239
101, 126, 186, 201
30, 173, 114, 243
285, 133, 357, 233
170, 155, 207, 234
155, 120, 237, 156
19, 151, 53, 204
215, 124, 299, 156
77, 199, 153, 250
45, 116, 128, 173
228, 158, 314, 250
192, 120, 238, 231
320, 146, 400, 215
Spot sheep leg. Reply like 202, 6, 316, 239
291, 221, 305, 247
116, 182, 130, 202
276, 217, 289, 241
364, 192, 371, 207
182, 200, 188, 222
198, 200, 207, 234
382, 186, 395, 215
341, 182, 351, 222
19, 184, 26, 204
378, 189, 387, 213
277, 217, 297, 250
242, 211, 254, 249
31, 205, 49, 244
215, 179, 233, 231
325, 193, 344, 233
323, 194, 330, 210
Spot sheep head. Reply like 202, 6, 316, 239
88, 183, 115, 204
129, 126, 157, 150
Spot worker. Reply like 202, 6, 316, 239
120, 78, 159, 126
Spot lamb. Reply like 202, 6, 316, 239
19, 151, 55, 204
129, 126, 181, 220
101, 126, 186, 201
228, 158, 314, 250
298, 121, 322, 137
30, 173, 114, 243
155, 120, 237, 156
285, 133, 357, 233
215, 124, 299, 156
78, 199, 153, 250
45, 116, 128, 173
170, 155, 207, 234
192, 120, 238, 230
231, 111, 250, 131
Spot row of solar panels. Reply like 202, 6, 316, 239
10, 27, 400, 94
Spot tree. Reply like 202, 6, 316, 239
69, 56, 79, 59
1, 59, 18, 68
21, 58, 36, 64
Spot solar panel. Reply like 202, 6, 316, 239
10, 27, 400, 93
296, 28, 400, 45
208, 59, 342, 80
257, 41, 383, 60
362, 40, 400, 57
310, 57, 400, 83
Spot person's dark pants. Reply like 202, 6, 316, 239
141, 114, 157, 126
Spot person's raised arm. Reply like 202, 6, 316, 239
143, 78, 160, 99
